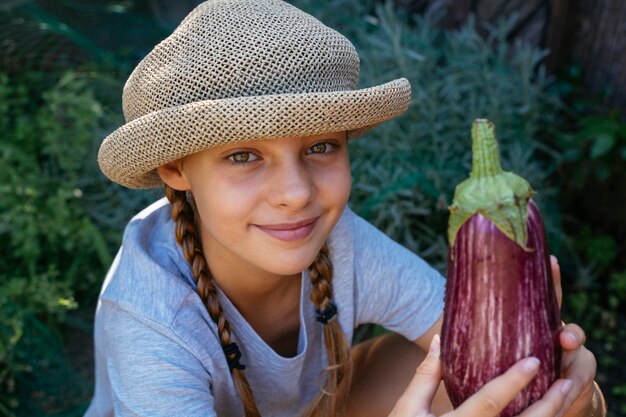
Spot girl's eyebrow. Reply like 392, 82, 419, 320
216, 144, 261, 156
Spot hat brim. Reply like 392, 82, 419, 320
98, 78, 411, 189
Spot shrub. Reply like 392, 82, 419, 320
0, 71, 107, 415
294, 0, 563, 271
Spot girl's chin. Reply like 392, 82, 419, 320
265, 262, 315, 278
260, 253, 322, 277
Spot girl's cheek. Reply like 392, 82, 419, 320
327, 165, 352, 195
314, 158, 352, 196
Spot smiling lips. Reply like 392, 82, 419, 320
254, 217, 319, 242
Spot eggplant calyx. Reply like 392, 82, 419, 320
447, 119, 535, 250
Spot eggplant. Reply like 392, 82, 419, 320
441, 119, 562, 416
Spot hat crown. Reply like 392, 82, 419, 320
122, 0, 360, 122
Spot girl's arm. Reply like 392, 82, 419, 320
413, 314, 443, 352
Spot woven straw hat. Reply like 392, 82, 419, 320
98, 0, 412, 189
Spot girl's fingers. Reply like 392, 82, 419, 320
559, 323, 586, 350
453, 357, 541, 417
517, 379, 573, 417
558, 346, 596, 417
389, 335, 441, 416
550, 255, 562, 309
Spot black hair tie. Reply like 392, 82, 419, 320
223, 342, 246, 372
315, 301, 338, 324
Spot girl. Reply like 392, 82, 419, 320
87, 0, 602, 416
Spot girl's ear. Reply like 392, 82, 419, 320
157, 160, 191, 191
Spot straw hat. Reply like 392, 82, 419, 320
98, 0, 412, 189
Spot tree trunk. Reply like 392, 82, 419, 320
562, 0, 626, 111
390, 0, 626, 112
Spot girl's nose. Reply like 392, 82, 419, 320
266, 159, 314, 210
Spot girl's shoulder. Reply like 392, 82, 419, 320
98, 198, 197, 327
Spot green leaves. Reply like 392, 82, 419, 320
0, 71, 105, 415
554, 111, 626, 186
577, 113, 626, 160
0, 71, 107, 280
307, 0, 563, 271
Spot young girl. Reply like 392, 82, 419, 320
87, 0, 602, 416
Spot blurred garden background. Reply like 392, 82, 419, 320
0, 0, 624, 415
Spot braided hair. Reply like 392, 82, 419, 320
165, 186, 260, 416
164, 185, 352, 416
302, 243, 352, 417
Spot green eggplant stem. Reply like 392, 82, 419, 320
448, 119, 535, 251
471, 120, 503, 178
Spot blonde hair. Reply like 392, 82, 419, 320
164, 185, 352, 417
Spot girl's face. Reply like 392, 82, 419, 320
168, 132, 351, 278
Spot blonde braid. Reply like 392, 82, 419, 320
303, 243, 352, 417
164, 185, 261, 417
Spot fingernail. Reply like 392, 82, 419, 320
429, 334, 440, 357
566, 330, 578, 343
560, 379, 574, 395
521, 357, 540, 373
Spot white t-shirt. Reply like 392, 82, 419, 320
85, 198, 445, 417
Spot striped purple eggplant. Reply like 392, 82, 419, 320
441, 119, 562, 416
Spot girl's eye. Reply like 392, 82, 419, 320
228, 152, 259, 164
307, 142, 334, 155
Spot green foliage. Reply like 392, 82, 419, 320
556, 110, 626, 185
612, 384, 626, 415
552, 63, 626, 189
579, 114, 626, 160
0, 71, 106, 415
549, 66, 625, 414
608, 270, 626, 304
574, 226, 618, 273
293, 0, 563, 271
561, 241, 626, 386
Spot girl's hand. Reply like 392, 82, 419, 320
555, 323, 596, 417
390, 257, 597, 417
550, 256, 598, 417
389, 335, 574, 417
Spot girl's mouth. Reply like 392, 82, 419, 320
254, 216, 319, 242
